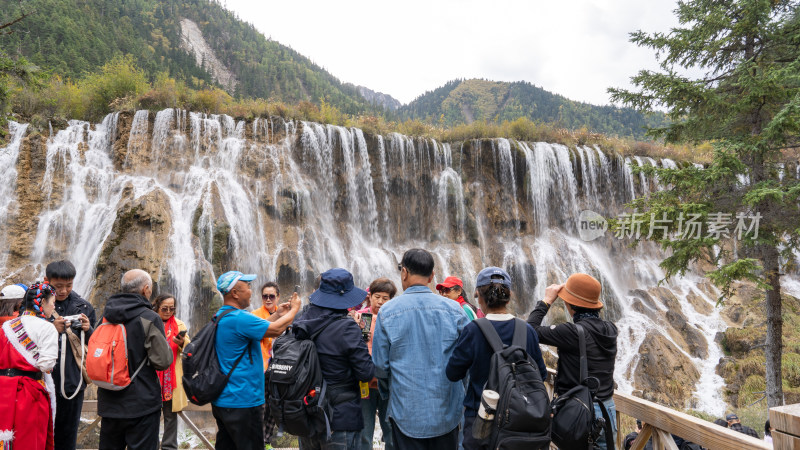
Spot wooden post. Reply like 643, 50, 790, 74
631, 424, 654, 450
770, 403, 800, 449
178, 411, 214, 449
76, 415, 102, 445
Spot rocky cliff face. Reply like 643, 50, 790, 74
353, 85, 403, 111
1, 109, 798, 414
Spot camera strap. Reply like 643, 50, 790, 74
54, 312, 86, 399
60, 330, 84, 399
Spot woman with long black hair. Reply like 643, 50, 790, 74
0, 282, 59, 449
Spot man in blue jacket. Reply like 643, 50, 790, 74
293, 268, 375, 450
372, 249, 468, 450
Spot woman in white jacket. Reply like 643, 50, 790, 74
0, 282, 59, 449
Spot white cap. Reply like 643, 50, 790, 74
0, 285, 26, 300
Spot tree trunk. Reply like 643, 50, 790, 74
763, 243, 784, 407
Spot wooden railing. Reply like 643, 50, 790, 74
613, 392, 769, 450
541, 369, 771, 450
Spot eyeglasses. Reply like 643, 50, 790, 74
262, 294, 277, 300
159, 306, 175, 312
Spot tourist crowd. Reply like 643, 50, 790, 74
0, 251, 770, 450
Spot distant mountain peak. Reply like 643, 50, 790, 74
350, 84, 403, 111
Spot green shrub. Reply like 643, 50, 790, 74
81, 55, 149, 120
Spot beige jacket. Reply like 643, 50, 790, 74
172, 318, 191, 412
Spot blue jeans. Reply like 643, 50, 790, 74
593, 397, 617, 450
361, 388, 394, 450
300, 430, 361, 450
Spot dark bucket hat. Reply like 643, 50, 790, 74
309, 268, 367, 310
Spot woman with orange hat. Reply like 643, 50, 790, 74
527, 273, 619, 450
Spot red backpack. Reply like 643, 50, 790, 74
87, 319, 146, 390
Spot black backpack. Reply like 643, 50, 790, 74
474, 318, 551, 450
182, 308, 249, 406
267, 316, 344, 438
550, 323, 613, 449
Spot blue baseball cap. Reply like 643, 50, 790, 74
309, 268, 367, 310
216, 271, 257, 294
476, 267, 512, 288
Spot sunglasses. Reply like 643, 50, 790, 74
397, 263, 404, 272
262, 294, 277, 300
439, 286, 459, 294
160, 306, 175, 312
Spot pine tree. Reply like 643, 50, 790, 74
609, 0, 800, 407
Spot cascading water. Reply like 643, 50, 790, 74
1, 109, 799, 417
0, 122, 29, 269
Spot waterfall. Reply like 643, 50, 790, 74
0, 122, 29, 269
2, 108, 798, 417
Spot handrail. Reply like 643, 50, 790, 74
543, 368, 770, 450
613, 391, 769, 450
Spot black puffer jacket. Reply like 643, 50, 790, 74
293, 305, 375, 431
528, 301, 618, 400
96, 293, 172, 418
53, 291, 96, 395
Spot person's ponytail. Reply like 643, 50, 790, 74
478, 283, 511, 309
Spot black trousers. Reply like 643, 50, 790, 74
212, 405, 265, 450
99, 410, 161, 450
54, 389, 84, 450
390, 418, 459, 450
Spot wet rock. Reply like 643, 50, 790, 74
634, 332, 700, 409
276, 247, 300, 284
685, 290, 714, 315
192, 183, 231, 276
665, 310, 708, 359
5, 134, 48, 269
91, 186, 172, 307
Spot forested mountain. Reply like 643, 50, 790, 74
400, 79, 668, 138
0, 0, 377, 114
0, 0, 665, 138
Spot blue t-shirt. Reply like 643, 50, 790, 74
213, 306, 270, 408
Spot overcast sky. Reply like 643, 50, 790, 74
221, 0, 681, 106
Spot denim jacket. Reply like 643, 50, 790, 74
372, 285, 469, 439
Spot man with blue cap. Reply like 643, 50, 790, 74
293, 268, 375, 450
212, 270, 301, 450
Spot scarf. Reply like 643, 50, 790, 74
157, 316, 179, 401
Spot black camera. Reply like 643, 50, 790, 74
62, 315, 84, 332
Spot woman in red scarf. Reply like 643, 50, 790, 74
152, 294, 190, 450
0, 282, 59, 450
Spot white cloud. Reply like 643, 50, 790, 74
222, 0, 680, 105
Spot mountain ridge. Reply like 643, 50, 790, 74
1, 0, 664, 138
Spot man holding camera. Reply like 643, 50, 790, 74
45, 260, 95, 450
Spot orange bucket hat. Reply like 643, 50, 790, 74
557, 273, 603, 309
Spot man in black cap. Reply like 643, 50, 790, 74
726, 413, 759, 438
293, 268, 375, 450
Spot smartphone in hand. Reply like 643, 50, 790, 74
360, 313, 373, 341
